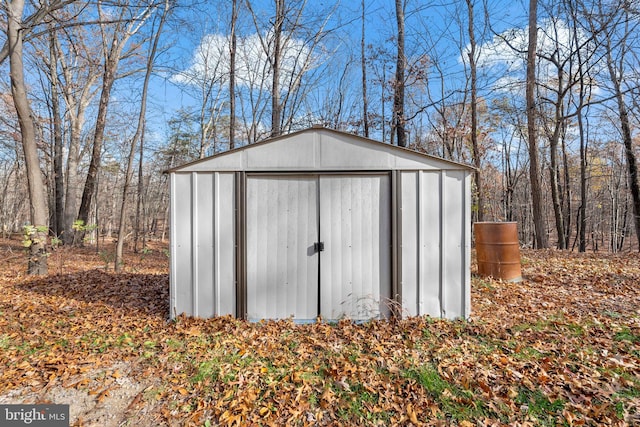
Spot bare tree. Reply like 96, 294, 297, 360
245, 0, 287, 137
245, 0, 336, 138
76, 0, 155, 243
565, 0, 595, 252
361, 0, 369, 137
602, 8, 640, 250
0, 0, 75, 65
50, 11, 103, 245
526, 0, 548, 248
271, 0, 285, 137
229, 0, 238, 149
47, 23, 65, 237
6, 0, 49, 273
393, 0, 407, 147
465, 0, 483, 221
115, 0, 170, 271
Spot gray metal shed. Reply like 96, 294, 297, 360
167, 126, 472, 321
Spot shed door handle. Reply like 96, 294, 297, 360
314, 242, 324, 252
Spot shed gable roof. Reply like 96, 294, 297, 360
167, 126, 473, 172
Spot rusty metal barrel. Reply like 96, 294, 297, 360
474, 222, 522, 282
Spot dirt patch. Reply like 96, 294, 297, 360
0, 362, 164, 426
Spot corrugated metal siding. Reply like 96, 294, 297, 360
171, 173, 193, 317
214, 173, 236, 316
441, 170, 470, 318
400, 170, 470, 319
246, 176, 319, 320
170, 172, 236, 318
399, 171, 418, 317
320, 175, 391, 320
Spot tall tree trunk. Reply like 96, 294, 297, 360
49, 27, 64, 238
607, 55, 640, 250
134, 130, 145, 253
573, 6, 588, 252
60, 43, 98, 245
381, 65, 387, 143
561, 130, 571, 247
466, 0, 483, 221
548, 97, 566, 249
77, 59, 117, 242
577, 107, 587, 252
63, 114, 83, 244
361, 0, 369, 138
526, 0, 548, 248
271, 0, 285, 137
229, 0, 237, 149
7, 0, 49, 274
545, 47, 566, 249
393, 0, 407, 147
77, 0, 131, 243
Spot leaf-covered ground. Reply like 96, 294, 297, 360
0, 239, 639, 426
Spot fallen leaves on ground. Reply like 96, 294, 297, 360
0, 239, 639, 426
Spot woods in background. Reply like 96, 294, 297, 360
1, 0, 640, 273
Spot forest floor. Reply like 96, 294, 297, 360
0, 238, 639, 426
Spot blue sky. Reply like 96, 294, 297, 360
143, 0, 538, 147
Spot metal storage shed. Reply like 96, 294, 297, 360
167, 126, 472, 321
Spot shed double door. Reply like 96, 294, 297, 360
246, 174, 391, 321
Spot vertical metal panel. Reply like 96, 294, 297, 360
246, 176, 319, 320
441, 170, 465, 318
216, 172, 236, 316
169, 173, 177, 318
400, 171, 419, 317
195, 173, 214, 317
420, 171, 443, 317
463, 173, 472, 317
320, 175, 391, 320
171, 173, 193, 317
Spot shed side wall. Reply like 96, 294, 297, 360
170, 172, 236, 318
400, 170, 471, 319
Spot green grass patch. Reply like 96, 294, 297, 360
511, 314, 585, 338
514, 346, 546, 361
515, 387, 565, 425
332, 381, 390, 424
602, 310, 622, 318
476, 280, 496, 291
616, 386, 640, 399
192, 360, 220, 384
55, 338, 69, 348
564, 322, 585, 337
0, 334, 11, 350
614, 328, 640, 343
512, 319, 554, 333
403, 363, 491, 422
165, 338, 185, 349
614, 383, 640, 420
406, 364, 448, 397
